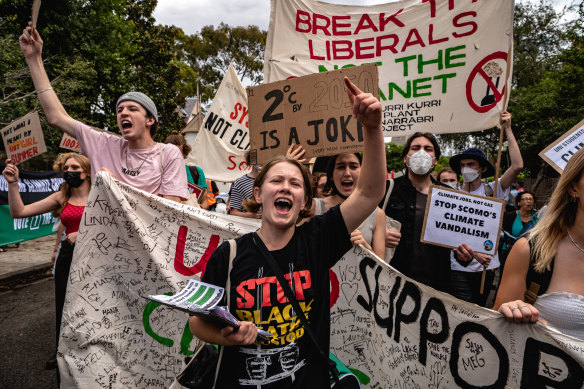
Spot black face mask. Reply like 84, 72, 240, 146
64, 171, 84, 188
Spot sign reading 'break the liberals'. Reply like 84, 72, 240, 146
265, 0, 514, 137
247, 63, 379, 164
421, 186, 504, 255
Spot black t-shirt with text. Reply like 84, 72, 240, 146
201, 205, 351, 388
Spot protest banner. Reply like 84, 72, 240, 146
186, 63, 251, 182
0, 163, 62, 245
247, 63, 379, 164
539, 118, 584, 173
421, 186, 504, 255
58, 172, 584, 388
1, 112, 47, 164
264, 0, 514, 137
60, 133, 81, 152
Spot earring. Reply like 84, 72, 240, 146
570, 195, 578, 203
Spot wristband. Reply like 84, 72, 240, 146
36, 86, 53, 94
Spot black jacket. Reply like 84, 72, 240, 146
380, 174, 452, 292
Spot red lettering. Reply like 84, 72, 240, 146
379, 9, 405, 31
237, 280, 256, 308
239, 161, 250, 171
312, 13, 331, 36
227, 155, 237, 170
376, 34, 399, 56
401, 28, 426, 52
238, 106, 249, 125
295, 10, 311, 33
422, 0, 437, 18
452, 11, 477, 38
355, 37, 375, 59
309, 39, 325, 60
332, 40, 354, 60
354, 14, 378, 34
230, 102, 242, 120
332, 15, 351, 36
330, 269, 339, 308
428, 23, 449, 45
173, 225, 220, 277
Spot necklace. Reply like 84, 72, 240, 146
567, 230, 584, 254
122, 143, 156, 177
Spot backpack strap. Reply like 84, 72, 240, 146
523, 236, 554, 305
210, 239, 236, 389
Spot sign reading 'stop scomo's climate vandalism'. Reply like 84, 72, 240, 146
265, 0, 514, 137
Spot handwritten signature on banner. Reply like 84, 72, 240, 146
58, 172, 584, 388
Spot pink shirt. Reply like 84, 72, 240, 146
74, 122, 188, 200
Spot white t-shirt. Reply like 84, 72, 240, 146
450, 180, 508, 272
74, 122, 188, 200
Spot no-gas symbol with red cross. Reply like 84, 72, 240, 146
466, 52, 508, 113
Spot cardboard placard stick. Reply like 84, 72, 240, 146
480, 45, 513, 295
32, 0, 41, 28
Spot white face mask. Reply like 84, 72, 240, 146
407, 150, 434, 176
461, 167, 480, 183
444, 181, 458, 190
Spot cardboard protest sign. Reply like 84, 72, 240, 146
186, 63, 251, 182
539, 118, 584, 173
32, 0, 41, 27
1, 112, 47, 164
58, 172, 584, 388
247, 63, 379, 164
421, 186, 504, 255
187, 182, 206, 200
59, 133, 81, 152
265, 0, 514, 138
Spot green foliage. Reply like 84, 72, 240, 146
180, 23, 267, 104
0, 0, 187, 152
385, 142, 404, 173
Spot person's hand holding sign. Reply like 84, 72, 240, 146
344, 76, 381, 131
385, 229, 401, 249
2, 159, 19, 183
474, 252, 492, 267
19, 22, 43, 60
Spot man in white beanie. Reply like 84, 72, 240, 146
19, 24, 188, 202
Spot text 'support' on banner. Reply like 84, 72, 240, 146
421, 185, 504, 255
247, 63, 379, 164
58, 172, 584, 388
539, 117, 584, 173
264, 0, 514, 138
186, 63, 251, 182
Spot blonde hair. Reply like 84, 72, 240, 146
52, 153, 91, 217
529, 148, 584, 272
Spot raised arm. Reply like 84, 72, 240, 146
498, 111, 523, 191
2, 159, 62, 218
340, 77, 386, 233
19, 24, 77, 135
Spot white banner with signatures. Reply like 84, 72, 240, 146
58, 172, 584, 388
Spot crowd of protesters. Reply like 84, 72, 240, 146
2, 20, 582, 389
